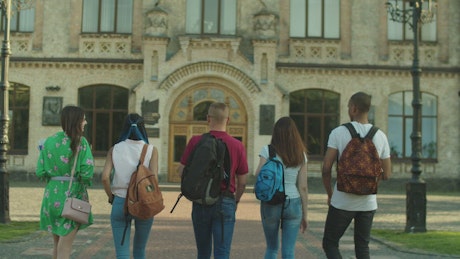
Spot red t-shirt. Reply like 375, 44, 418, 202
180, 130, 249, 193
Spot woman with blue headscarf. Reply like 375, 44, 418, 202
101, 113, 159, 259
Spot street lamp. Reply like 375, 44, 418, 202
386, 0, 436, 233
0, 0, 34, 224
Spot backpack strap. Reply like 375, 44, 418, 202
343, 122, 359, 138
268, 144, 287, 226
139, 144, 148, 166
268, 144, 276, 159
121, 143, 149, 245
365, 126, 379, 140
216, 138, 231, 191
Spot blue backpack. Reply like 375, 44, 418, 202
254, 145, 286, 205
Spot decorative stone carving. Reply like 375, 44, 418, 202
253, 10, 278, 39
145, 7, 168, 36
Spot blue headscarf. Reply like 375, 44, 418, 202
118, 115, 149, 144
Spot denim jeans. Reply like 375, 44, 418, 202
322, 206, 376, 259
111, 196, 154, 259
191, 196, 236, 259
260, 198, 302, 259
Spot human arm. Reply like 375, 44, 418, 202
77, 137, 95, 185
101, 147, 114, 204
235, 173, 247, 207
254, 156, 267, 177
176, 164, 185, 177
380, 157, 391, 180
36, 148, 48, 181
297, 162, 308, 233
322, 147, 338, 206
149, 146, 159, 181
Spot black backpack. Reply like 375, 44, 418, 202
171, 133, 229, 212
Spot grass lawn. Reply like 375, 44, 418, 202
372, 229, 460, 256
0, 221, 40, 242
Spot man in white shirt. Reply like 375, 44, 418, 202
322, 92, 392, 259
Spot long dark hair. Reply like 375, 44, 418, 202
270, 117, 306, 168
118, 113, 149, 143
61, 105, 85, 155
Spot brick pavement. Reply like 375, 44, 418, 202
1, 185, 460, 259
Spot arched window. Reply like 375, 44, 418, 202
79, 85, 129, 156
193, 101, 213, 121
8, 83, 30, 154
388, 91, 437, 159
290, 89, 340, 156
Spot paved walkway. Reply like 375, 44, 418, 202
1, 185, 459, 259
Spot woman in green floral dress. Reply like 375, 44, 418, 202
36, 105, 94, 259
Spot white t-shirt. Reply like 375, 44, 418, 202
259, 145, 307, 200
328, 122, 390, 211
111, 139, 153, 198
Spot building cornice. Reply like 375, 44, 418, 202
10, 57, 143, 70
276, 62, 459, 77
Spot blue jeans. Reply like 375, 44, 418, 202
260, 198, 302, 259
111, 196, 154, 259
322, 206, 376, 259
191, 196, 236, 259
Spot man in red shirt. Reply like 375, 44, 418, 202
177, 102, 248, 259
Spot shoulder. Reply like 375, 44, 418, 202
375, 128, 388, 139
259, 145, 269, 159
372, 129, 390, 147
329, 125, 349, 140
188, 135, 202, 147
80, 136, 90, 145
148, 144, 157, 153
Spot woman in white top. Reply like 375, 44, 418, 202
101, 113, 158, 259
254, 117, 308, 259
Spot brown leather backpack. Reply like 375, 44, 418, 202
124, 144, 164, 219
337, 123, 383, 195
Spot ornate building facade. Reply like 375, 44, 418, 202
5, 0, 459, 183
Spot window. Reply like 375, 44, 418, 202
186, 0, 236, 35
82, 0, 133, 33
193, 101, 213, 121
290, 89, 340, 156
290, 0, 340, 38
79, 85, 129, 156
1, 6, 35, 32
388, 91, 437, 159
387, 0, 437, 42
8, 83, 30, 154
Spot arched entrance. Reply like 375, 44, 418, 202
168, 83, 247, 182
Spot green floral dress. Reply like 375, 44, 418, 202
36, 131, 94, 236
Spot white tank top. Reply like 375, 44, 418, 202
259, 145, 307, 199
111, 139, 153, 198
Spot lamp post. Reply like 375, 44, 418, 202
386, 0, 436, 233
0, 0, 34, 224
0, 0, 12, 224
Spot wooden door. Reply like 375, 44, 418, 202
167, 85, 247, 182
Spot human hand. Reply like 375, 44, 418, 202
108, 194, 114, 205
300, 218, 308, 233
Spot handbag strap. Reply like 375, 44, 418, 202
66, 149, 80, 197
